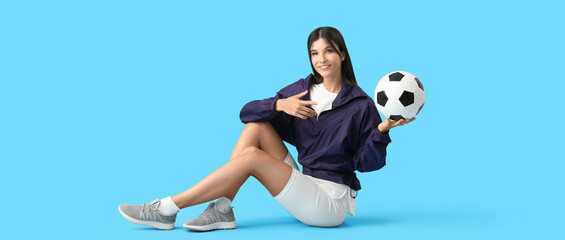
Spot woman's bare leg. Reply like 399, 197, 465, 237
223, 122, 290, 200
171, 146, 292, 209
230, 122, 289, 161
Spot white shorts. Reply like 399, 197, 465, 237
275, 152, 356, 227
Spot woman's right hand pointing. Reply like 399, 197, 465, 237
275, 90, 318, 119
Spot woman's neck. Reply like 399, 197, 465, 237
321, 74, 343, 93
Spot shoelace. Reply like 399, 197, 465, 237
200, 205, 219, 224
202, 205, 216, 217
200, 204, 233, 223
139, 200, 160, 220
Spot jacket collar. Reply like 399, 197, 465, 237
277, 74, 371, 108
306, 74, 370, 109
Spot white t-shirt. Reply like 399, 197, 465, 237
310, 82, 338, 120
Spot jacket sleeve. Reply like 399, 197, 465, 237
239, 93, 297, 146
352, 102, 392, 172
240, 94, 281, 123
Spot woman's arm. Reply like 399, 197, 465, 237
274, 90, 317, 120
352, 128, 391, 172
352, 103, 392, 172
239, 95, 282, 124
353, 103, 416, 172
378, 117, 415, 134
240, 90, 317, 123
239, 94, 299, 146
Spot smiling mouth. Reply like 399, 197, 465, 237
319, 65, 330, 70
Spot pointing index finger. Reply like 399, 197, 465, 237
302, 101, 317, 106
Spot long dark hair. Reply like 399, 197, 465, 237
307, 26, 357, 86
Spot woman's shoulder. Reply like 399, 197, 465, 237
343, 91, 379, 121
351, 97, 377, 114
343, 84, 376, 108
277, 74, 315, 97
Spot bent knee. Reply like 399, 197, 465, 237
245, 121, 266, 128
244, 121, 272, 131
240, 146, 261, 156
233, 146, 262, 164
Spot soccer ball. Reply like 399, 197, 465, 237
374, 71, 425, 120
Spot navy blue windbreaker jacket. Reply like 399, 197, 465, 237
240, 74, 391, 191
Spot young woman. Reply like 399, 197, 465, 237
119, 26, 415, 231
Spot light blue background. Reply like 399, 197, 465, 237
1, 0, 563, 239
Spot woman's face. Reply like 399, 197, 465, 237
310, 38, 345, 81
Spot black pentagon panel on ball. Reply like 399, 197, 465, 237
389, 72, 404, 82
390, 115, 404, 121
415, 77, 424, 91
399, 91, 414, 107
376, 91, 388, 107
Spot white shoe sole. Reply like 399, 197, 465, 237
183, 221, 237, 232
118, 206, 174, 230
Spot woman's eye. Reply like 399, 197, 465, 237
311, 52, 317, 56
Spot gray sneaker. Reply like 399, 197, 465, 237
118, 199, 176, 230
183, 202, 236, 231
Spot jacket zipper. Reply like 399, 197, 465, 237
316, 111, 325, 122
